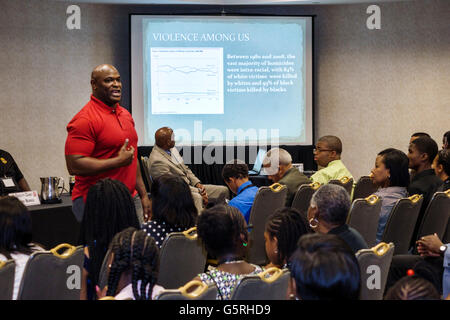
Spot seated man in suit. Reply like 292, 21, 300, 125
148, 127, 229, 213
261, 148, 310, 206
310, 135, 353, 186
222, 160, 259, 224
408, 136, 443, 245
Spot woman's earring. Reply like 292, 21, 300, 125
309, 217, 319, 229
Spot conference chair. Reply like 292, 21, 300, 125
415, 189, 450, 242
157, 227, 207, 289
346, 194, 382, 247
291, 181, 321, 219
155, 280, 218, 300
0, 259, 15, 300
98, 247, 113, 290
247, 183, 288, 266
356, 242, 395, 300
329, 176, 354, 195
230, 267, 290, 300
140, 156, 153, 192
352, 175, 378, 201
380, 194, 423, 255
17, 243, 84, 300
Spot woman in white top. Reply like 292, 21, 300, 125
0, 196, 44, 300
96, 227, 164, 300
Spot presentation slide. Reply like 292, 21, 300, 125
131, 15, 313, 146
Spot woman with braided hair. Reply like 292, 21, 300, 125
79, 178, 140, 300
96, 227, 163, 300
264, 207, 312, 269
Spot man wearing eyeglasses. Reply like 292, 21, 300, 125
310, 135, 353, 186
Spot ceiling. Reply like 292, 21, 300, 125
55, 0, 410, 5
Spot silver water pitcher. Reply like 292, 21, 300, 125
40, 177, 64, 204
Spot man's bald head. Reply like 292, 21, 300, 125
90, 64, 122, 107
318, 136, 343, 155
91, 64, 118, 81
155, 127, 175, 150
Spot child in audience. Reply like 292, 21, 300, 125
264, 207, 311, 269
384, 275, 440, 300
79, 178, 140, 300
192, 204, 263, 300
141, 174, 197, 248
288, 233, 361, 300
0, 196, 44, 300
96, 227, 163, 300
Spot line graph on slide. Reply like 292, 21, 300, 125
150, 47, 224, 114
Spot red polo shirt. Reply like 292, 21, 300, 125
65, 95, 138, 201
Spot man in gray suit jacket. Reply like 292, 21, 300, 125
148, 127, 229, 213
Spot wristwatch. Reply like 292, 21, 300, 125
439, 245, 447, 257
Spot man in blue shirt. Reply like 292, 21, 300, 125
222, 160, 259, 224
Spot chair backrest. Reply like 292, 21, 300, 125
291, 182, 321, 219
17, 243, 84, 300
347, 194, 382, 247
155, 280, 218, 300
247, 183, 288, 265
416, 190, 450, 242
98, 247, 113, 290
231, 267, 290, 300
157, 227, 207, 289
381, 194, 423, 255
140, 156, 153, 192
356, 242, 395, 300
353, 176, 378, 201
0, 259, 16, 300
329, 176, 354, 195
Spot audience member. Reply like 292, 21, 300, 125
287, 233, 361, 300
79, 178, 140, 300
261, 148, 310, 206
307, 184, 367, 253
433, 149, 450, 192
96, 227, 163, 300
310, 135, 353, 186
0, 196, 44, 300
264, 207, 311, 269
386, 233, 448, 297
407, 136, 442, 245
370, 148, 409, 243
221, 160, 258, 224
0, 149, 30, 195
141, 174, 197, 248
409, 132, 431, 179
193, 204, 263, 300
65, 64, 150, 224
442, 131, 449, 149
148, 127, 229, 213
410, 132, 431, 144
384, 275, 441, 300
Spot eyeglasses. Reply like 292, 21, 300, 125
313, 148, 333, 153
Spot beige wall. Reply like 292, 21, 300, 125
0, 0, 448, 192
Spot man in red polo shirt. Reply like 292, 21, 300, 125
65, 64, 150, 223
